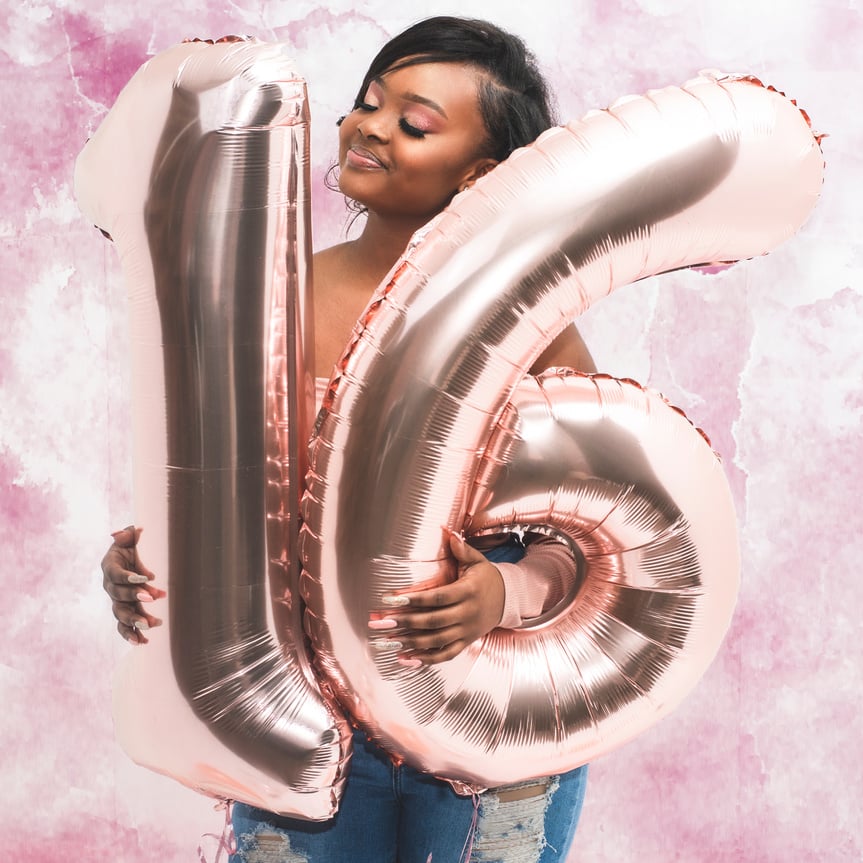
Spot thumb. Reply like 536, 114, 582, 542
447, 530, 486, 567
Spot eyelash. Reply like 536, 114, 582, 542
399, 119, 426, 139
353, 100, 427, 139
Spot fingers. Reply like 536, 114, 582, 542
368, 605, 472, 662
118, 620, 147, 645
101, 556, 164, 602
104, 526, 164, 642
394, 608, 464, 633
104, 525, 157, 580
369, 606, 478, 663
112, 598, 163, 637
117, 617, 161, 645
102, 529, 162, 597
391, 624, 464, 653
369, 627, 470, 666
378, 568, 485, 629
395, 624, 473, 664
106, 580, 165, 605
365, 533, 503, 665
109, 525, 138, 548
404, 639, 469, 665
387, 584, 458, 611
376, 530, 486, 611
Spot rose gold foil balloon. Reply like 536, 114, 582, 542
300, 73, 823, 788
75, 39, 350, 818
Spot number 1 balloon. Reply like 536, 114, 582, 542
75, 39, 350, 818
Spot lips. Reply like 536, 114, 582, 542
345, 145, 387, 170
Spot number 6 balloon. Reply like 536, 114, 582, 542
300, 71, 823, 789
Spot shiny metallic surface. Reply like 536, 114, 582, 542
300, 73, 823, 788
75, 40, 349, 818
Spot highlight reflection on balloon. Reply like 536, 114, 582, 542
300, 72, 823, 789
75, 38, 349, 819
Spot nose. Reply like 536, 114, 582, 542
357, 113, 389, 143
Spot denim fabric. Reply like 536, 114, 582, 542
230, 538, 588, 863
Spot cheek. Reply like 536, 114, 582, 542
400, 147, 465, 188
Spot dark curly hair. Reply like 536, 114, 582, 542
329, 17, 558, 220
352, 16, 557, 161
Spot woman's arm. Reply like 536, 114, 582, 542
373, 533, 579, 665
494, 535, 577, 627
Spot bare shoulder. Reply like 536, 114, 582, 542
530, 325, 597, 375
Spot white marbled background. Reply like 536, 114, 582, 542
1, 0, 860, 860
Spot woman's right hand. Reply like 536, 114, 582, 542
101, 526, 165, 644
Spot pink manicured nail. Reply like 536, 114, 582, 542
371, 639, 403, 650
381, 595, 410, 607
397, 657, 422, 669
128, 574, 148, 585
136, 592, 154, 603
368, 618, 398, 630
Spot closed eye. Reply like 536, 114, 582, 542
353, 99, 426, 138
399, 118, 426, 139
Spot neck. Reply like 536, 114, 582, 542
348, 210, 433, 281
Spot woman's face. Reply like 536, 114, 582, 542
337, 61, 497, 222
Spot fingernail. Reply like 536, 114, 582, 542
381, 595, 410, 607
136, 592, 154, 603
371, 639, 403, 650
133, 619, 150, 630
368, 618, 399, 630
397, 657, 423, 669
128, 574, 148, 584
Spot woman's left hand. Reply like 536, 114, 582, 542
369, 531, 505, 666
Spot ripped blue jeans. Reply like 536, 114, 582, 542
231, 740, 587, 863
231, 540, 588, 863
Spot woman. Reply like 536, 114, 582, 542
102, 16, 595, 863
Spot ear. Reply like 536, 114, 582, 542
458, 158, 498, 192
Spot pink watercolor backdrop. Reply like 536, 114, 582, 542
1, 0, 860, 860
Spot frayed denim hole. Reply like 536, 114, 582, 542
233, 828, 310, 863
470, 778, 561, 863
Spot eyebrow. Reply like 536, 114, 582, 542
371, 76, 449, 119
